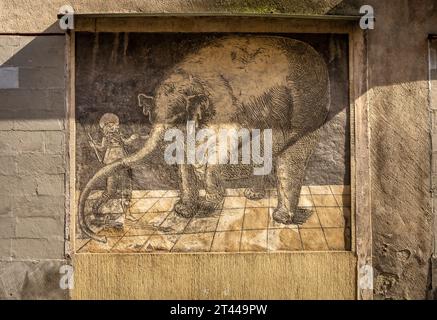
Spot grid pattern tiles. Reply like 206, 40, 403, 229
76, 185, 351, 253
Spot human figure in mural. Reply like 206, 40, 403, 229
88, 113, 140, 228
78, 36, 331, 242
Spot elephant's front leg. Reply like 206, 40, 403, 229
174, 164, 199, 218
244, 175, 266, 200
273, 130, 320, 224
198, 164, 224, 215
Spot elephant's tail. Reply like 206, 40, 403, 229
77, 125, 166, 243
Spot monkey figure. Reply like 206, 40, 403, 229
89, 113, 140, 228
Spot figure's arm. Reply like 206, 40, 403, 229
92, 137, 106, 151
122, 134, 140, 145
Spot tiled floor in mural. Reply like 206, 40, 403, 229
76, 185, 351, 253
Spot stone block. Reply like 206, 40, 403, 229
0, 131, 44, 154
44, 131, 65, 154
0, 67, 19, 89
0, 155, 17, 175
36, 174, 65, 196
13, 195, 64, 217
14, 119, 64, 131
11, 238, 64, 259
43, 89, 67, 122
0, 239, 11, 259
0, 36, 20, 47
0, 88, 47, 111
0, 196, 12, 216
19, 67, 64, 89
0, 88, 65, 123
16, 154, 65, 175
0, 120, 14, 131
0, 176, 37, 196
15, 216, 64, 240
0, 216, 15, 239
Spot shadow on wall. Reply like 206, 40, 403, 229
0, 22, 69, 300
0, 32, 65, 125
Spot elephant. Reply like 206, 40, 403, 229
78, 35, 330, 243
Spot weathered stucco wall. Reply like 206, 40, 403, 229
365, 0, 436, 299
0, 0, 437, 299
0, 0, 361, 33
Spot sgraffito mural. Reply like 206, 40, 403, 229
75, 33, 351, 253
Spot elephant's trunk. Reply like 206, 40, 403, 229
78, 125, 166, 243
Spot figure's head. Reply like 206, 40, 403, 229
99, 113, 120, 135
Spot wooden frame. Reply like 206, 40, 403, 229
428, 37, 437, 256
65, 29, 75, 262
65, 15, 371, 300
429, 36, 437, 297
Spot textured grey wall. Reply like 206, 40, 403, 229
0, 35, 68, 299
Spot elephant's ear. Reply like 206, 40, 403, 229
138, 93, 154, 110
184, 94, 212, 126
138, 94, 155, 122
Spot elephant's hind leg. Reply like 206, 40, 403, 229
174, 164, 199, 218
273, 130, 320, 224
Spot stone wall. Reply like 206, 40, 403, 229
0, 35, 68, 299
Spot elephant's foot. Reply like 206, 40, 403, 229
244, 188, 266, 200
272, 207, 294, 225
205, 192, 224, 204
174, 201, 197, 218
272, 207, 314, 225
198, 193, 224, 216
291, 208, 313, 225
